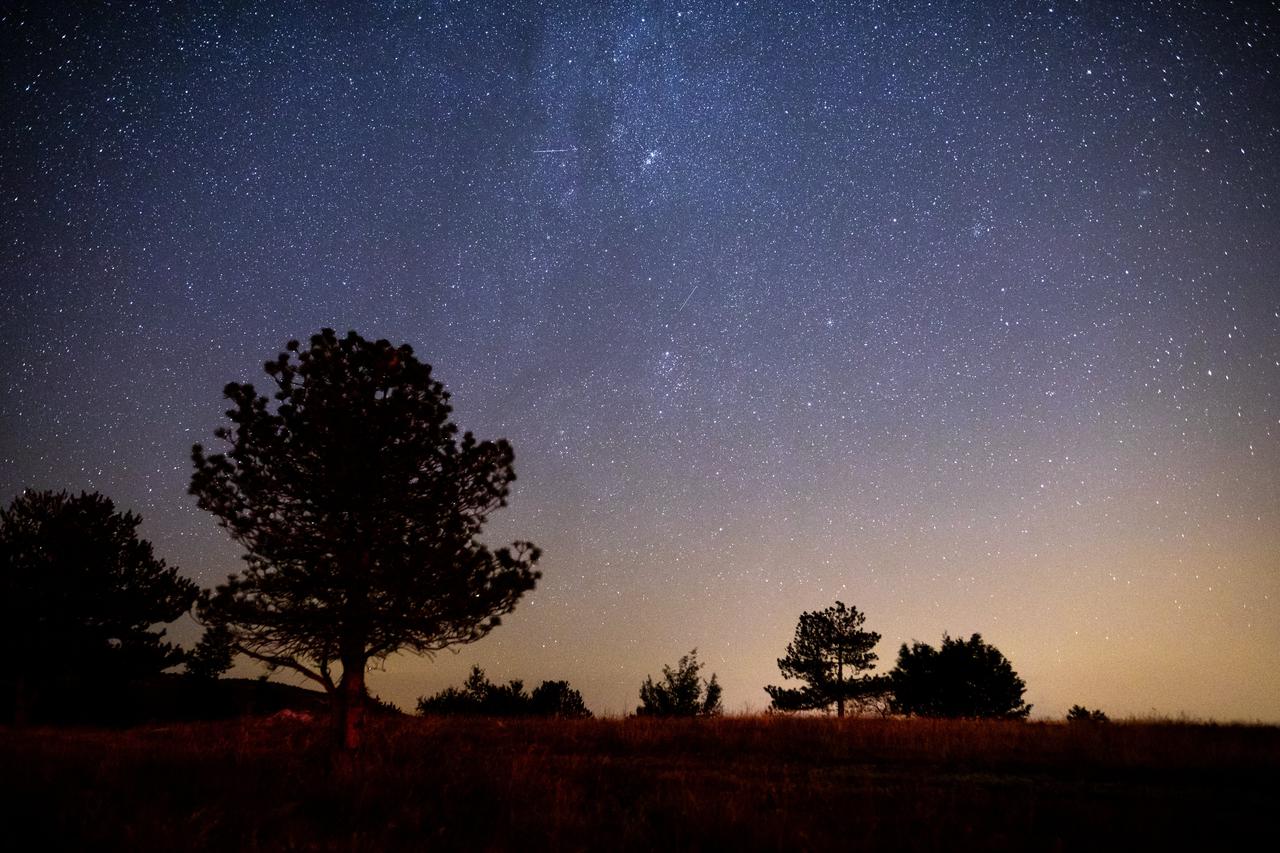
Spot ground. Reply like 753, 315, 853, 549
3, 715, 1276, 851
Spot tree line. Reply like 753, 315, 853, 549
2, 329, 1100, 743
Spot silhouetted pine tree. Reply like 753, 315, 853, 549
184, 623, 235, 680
0, 490, 197, 724
191, 329, 540, 749
765, 601, 886, 717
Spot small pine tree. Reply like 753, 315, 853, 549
765, 601, 886, 717
185, 623, 236, 680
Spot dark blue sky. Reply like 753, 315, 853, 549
3, 1, 1278, 718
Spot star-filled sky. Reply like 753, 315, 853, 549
3, 1, 1278, 720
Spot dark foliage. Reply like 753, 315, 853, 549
185, 623, 236, 680
889, 633, 1032, 719
636, 649, 722, 716
190, 329, 541, 747
0, 490, 198, 724
530, 680, 592, 718
416, 665, 591, 717
7, 672, 331, 728
364, 691, 404, 716
765, 601, 888, 717
1067, 704, 1110, 723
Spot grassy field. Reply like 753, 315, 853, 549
4, 714, 1277, 851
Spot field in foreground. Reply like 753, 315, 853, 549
4, 714, 1278, 851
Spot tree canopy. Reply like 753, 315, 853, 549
889, 633, 1031, 719
636, 649, 723, 717
765, 601, 886, 717
416, 665, 591, 718
0, 490, 198, 723
184, 623, 236, 681
191, 329, 541, 747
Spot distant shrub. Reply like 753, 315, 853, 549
365, 691, 404, 716
1067, 704, 1110, 723
416, 666, 591, 718
529, 680, 592, 718
636, 649, 722, 717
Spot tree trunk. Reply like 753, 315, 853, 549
836, 656, 845, 719
334, 658, 366, 750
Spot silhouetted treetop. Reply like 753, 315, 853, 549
765, 601, 886, 717
185, 623, 235, 681
191, 329, 541, 749
1, 490, 198, 723
889, 633, 1031, 719
637, 649, 722, 717
1067, 704, 1109, 723
416, 665, 591, 718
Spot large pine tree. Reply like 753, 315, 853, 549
191, 329, 540, 748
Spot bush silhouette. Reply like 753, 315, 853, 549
637, 649, 722, 716
889, 633, 1031, 719
1067, 704, 1110, 723
417, 665, 590, 717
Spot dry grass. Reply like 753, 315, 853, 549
3, 714, 1277, 851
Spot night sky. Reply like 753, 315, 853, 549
3, 1, 1278, 720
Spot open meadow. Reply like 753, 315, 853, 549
4, 714, 1278, 851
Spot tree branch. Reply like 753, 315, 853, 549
235, 645, 336, 693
